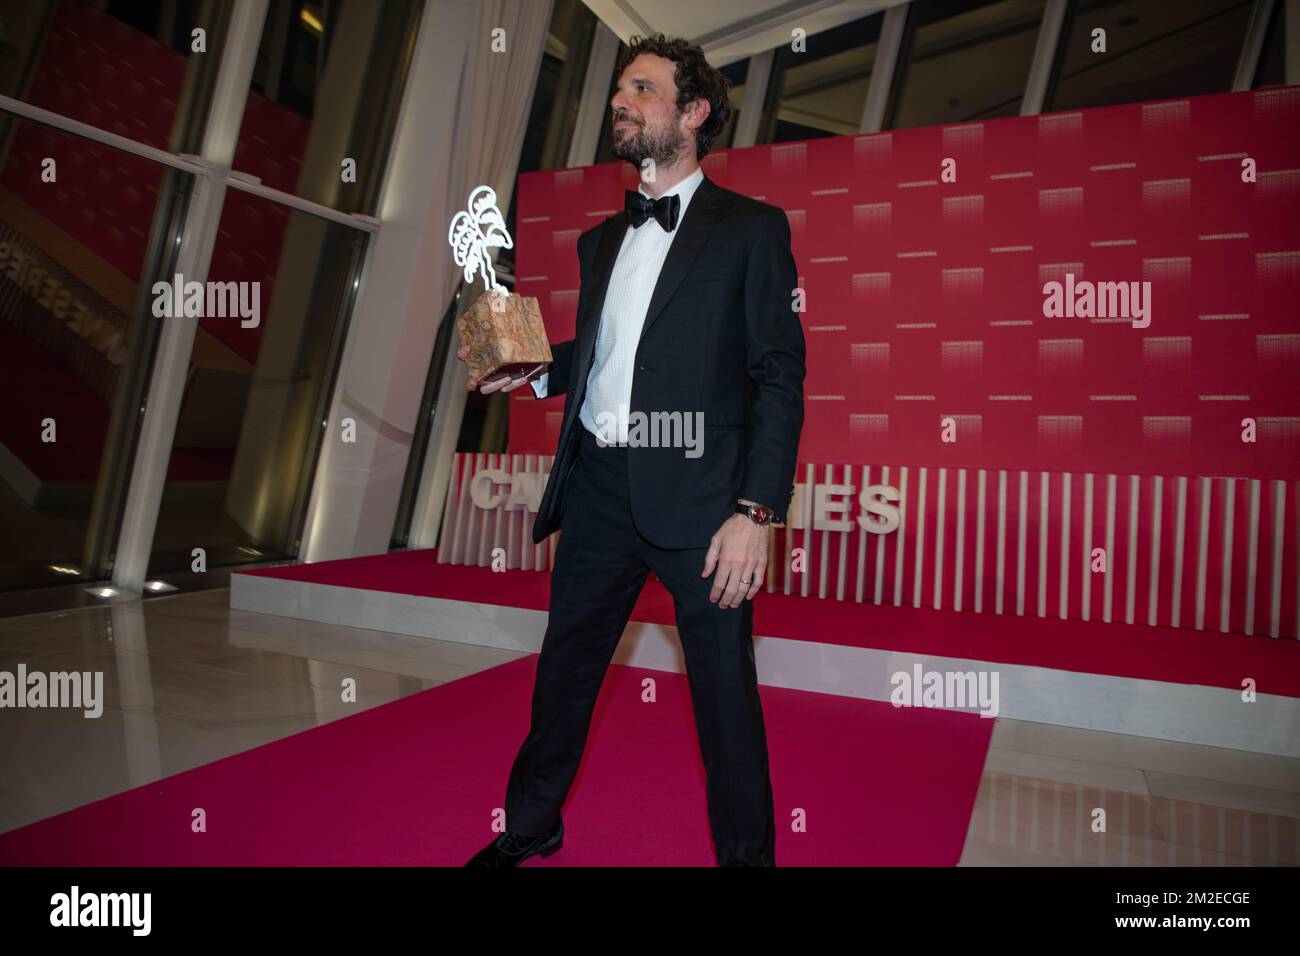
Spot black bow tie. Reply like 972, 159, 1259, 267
624, 190, 681, 232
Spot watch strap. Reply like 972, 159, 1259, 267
735, 501, 774, 524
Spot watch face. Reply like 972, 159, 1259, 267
752, 505, 773, 524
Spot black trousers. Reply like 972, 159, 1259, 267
503, 425, 776, 866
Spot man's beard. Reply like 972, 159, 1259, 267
612, 115, 687, 169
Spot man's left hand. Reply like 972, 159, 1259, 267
701, 514, 769, 608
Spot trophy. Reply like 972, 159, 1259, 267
449, 185, 551, 384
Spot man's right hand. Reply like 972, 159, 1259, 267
458, 345, 546, 394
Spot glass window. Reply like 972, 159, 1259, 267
389, 288, 460, 549
0, 115, 192, 591
234, 0, 423, 215
593, 45, 629, 165
0, 0, 225, 145
1253, 0, 1286, 89
522, 0, 601, 174
1049, 0, 1256, 112
501, 0, 601, 279
711, 58, 750, 150
147, 192, 369, 573
1, 1, 420, 597
760, 12, 886, 143
890, 0, 1047, 128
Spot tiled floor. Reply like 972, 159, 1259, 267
0, 588, 1296, 865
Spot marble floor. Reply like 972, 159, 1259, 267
0, 588, 1296, 866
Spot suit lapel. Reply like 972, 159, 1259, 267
636, 174, 734, 349
567, 212, 628, 415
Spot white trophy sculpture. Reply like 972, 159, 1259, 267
449, 184, 551, 383
448, 185, 513, 302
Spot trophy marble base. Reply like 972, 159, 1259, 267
456, 290, 552, 382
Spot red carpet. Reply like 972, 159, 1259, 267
0, 656, 992, 866
241, 549, 1300, 698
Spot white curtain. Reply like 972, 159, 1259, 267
434, 0, 555, 319
409, 0, 556, 549
303, 0, 556, 561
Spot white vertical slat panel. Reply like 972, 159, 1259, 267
467, 454, 487, 565
1219, 477, 1237, 633
1245, 479, 1260, 635
975, 469, 987, 613
1171, 476, 1188, 628
493, 454, 508, 566
546, 455, 559, 571
1017, 470, 1028, 616
1195, 476, 1211, 630
995, 469, 1007, 615
449, 453, 477, 564
436, 452, 463, 565
1268, 479, 1285, 638
954, 468, 967, 612
1038, 472, 1049, 618
1125, 475, 1139, 624
1292, 480, 1300, 639
506, 454, 520, 567
1081, 472, 1094, 621
837, 464, 852, 601
913, 467, 928, 608
801, 462, 815, 598
893, 466, 909, 606
1059, 472, 1071, 620
818, 464, 833, 599
766, 514, 778, 592
855, 465, 870, 602
874, 466, 889, 604
1104, 473, 1117, 622
934, 468, 948, 611
1148, 475, 1164, 627
522, 455, 537, 571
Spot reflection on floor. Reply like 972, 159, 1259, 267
0, 589, 1296, 865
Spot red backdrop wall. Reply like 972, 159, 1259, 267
511, 87, 1299, 479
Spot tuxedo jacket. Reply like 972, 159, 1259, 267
531, 173, 806, 549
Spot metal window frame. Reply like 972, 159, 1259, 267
0, 101, 383, 233
859, 1, 911, 133
0, 97, 213, 175
566, 20, 621, 167
730, 49, 773, 149
1290, 0, 1300, 85
1021, 0, 1071, 116
1234, 0, 1279, 90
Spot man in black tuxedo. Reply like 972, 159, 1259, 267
462, 34, 804, 867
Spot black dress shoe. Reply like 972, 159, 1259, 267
464, 818, 564, 867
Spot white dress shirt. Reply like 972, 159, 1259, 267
530, 165, 706, 446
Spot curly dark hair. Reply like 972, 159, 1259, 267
615, 34, 731, 160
